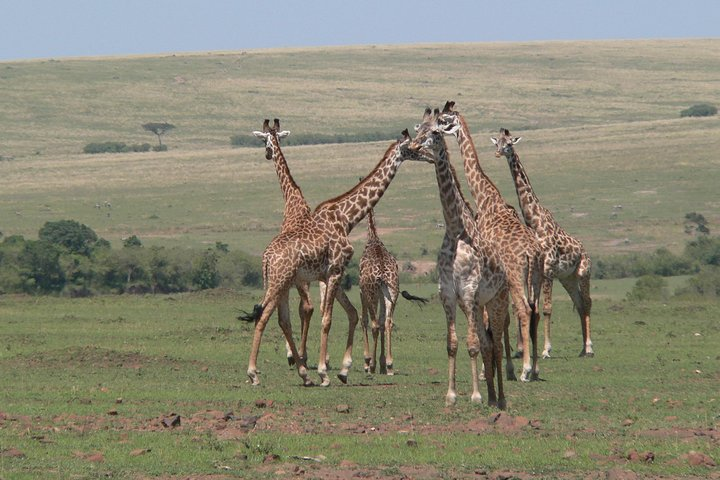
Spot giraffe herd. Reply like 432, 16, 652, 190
241, 101, 593, 409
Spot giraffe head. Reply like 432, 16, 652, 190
491, 128, 522, 159
408, 106, 460, 162
252, 118, 290, 160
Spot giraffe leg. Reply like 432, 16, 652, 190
465, 303, 485, 405
560, 273, 594, 357
378, 297, 387, 374
360, 292, 373, 373
362, 288, 379, 373
287, 282, 313, 367
487, 296, 508, 410
277, 291, 312, 386
497, 290, 516, 381
439, 287, 459, 406
333, 287, 359, 385
509, 282, 534, 382
246, 298, 277, 386
530, 302, 540, 380
477, 312, 502, 407
477, 308, 488, 381
384, 285, 399, 376
512, 306, 524, 359
541, 277, 553, 359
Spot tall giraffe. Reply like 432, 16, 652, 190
248, 119, 355, 367
411, 107, 512, 407
358, 208, 399, 375
438, 101, 543, 382
244, 129, 424, 386
492, 129, 594, 358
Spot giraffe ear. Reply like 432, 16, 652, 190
277, 130, 290, 139
512, 137, 522, 144
490, 137, 498, 145
252, 131, 267, 139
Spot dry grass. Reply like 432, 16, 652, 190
1, 39, 719, 259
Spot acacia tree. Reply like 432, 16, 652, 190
142, 122, 175, 146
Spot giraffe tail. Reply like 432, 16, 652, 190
237, 304, 264, 324
401, 290, 429, 308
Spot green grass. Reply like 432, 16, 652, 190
1, 283, 718, 478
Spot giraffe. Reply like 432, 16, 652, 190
410, 107, 512, 407
248, 119, 355, 368
492, 128, 594, 358
358, 208, 399, 375
437, 101, 543, 382
244, 129, 424, 386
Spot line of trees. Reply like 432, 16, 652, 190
0, 220, 261, 297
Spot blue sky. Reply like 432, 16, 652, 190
1, 0, 718, 61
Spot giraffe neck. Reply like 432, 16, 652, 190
433, 137, 476, 239
506, 151, 547, 233
315, 142, 405, 234
269, 138, 311, 227
455, 117, 506, 215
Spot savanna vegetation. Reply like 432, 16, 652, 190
1, 39, 719, 478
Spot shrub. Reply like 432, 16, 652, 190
684, 235, 720, 266
680, 103, 717, 118
39, 220, 99, 256
675, 265, 720, 299
19, 240, 65, 293
84, 141, 129, 154
83, 142, 153, 154
192, 250, 220, 290
626, 275, 668, 302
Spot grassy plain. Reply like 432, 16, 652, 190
1, 40, 719, 262
1, 39, 720, 478
1, 283, 719, 479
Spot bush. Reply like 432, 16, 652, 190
675, 265, 720, 299
627, 275, 668, 302
84, 141, 128, 154
83, 142, 153, 154
39, 220, 99, 256
593, 248, 693, 279
684, 235, 720, 266
680, 103, 717, 118
192, 250, 220, 290
19, 240, 65, 294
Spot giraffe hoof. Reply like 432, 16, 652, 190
303, 379, 315, 387
445, 394, 457, 406
580, 350, 594, 358
287, 356, 295, 366
507, 371, 518, 381
337, 373, 348, 384
542, 351, 551, 359
497, 398, 507, 411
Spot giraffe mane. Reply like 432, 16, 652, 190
313, 139, 401, 212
